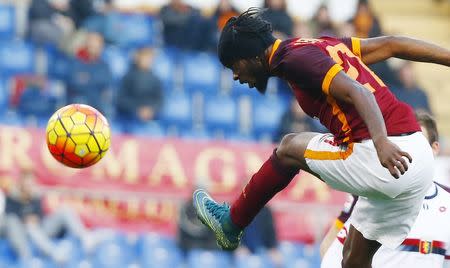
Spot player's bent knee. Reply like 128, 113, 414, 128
276, 133, 302, 162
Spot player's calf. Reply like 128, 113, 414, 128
342, 225, 381, 268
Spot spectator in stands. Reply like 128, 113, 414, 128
66, 32, 113, 116
160, 0, 212, 51
15, 76, 58, 125
391, 62, 432, 113
28, 0, 74, 46
262, 0, 293, 39
69, 0, 112, 31
352, 0, 382, 38
213, 0, 239, 31
116, 47, 163, 126
274, 99, 326, 142
177, 187, 217, 253
309, 5, 336, 37
1, 170, 99, 264
237, 206, 282, 267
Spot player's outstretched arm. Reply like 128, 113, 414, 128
329, 72, 412, 178
359, 36, 450, 66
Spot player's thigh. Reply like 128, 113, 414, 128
342, 225, 381, 268
276, 132, 322, 177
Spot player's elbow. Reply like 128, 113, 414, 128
382, 35, 404, 58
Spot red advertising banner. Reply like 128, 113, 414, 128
0, 125, 347, 242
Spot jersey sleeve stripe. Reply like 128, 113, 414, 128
321, 64, 343, 95
351, 37, 362, 58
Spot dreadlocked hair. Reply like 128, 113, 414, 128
230, 8, 272, 35
218, 7, 276, 68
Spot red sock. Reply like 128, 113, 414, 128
230, 149, 299, 228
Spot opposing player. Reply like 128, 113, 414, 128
321, 112, 450, 268
193, 8, 450, 267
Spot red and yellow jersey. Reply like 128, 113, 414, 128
269, 37, 420, 144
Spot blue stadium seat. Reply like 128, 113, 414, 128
66, 259, 93, 268
0, 41, 35, 76
104, 13, 160, 48
279, 241, 306, 262
235, 253, 275, 268
182, 52, 221, 93
181, 127, 212, 140
141, 246, 183, 268
0, 239, 16, 266
128, 121, 166, 137
284, 257, 312, 268
226, 133, 256, 142
0, 110, 22, 126
135, 233, 178, 253
251, 95, 287, 140
204, 95, 237, 135
46, 47, 71, 80
152, 49, 176, 89
102, 45, 130, 82
0, 77, 9, 116
17, 257, 56, 268
92, 240, 131, 268
187, 249, 232, 268
160, 92, 192, 130
0, 4, 15, 39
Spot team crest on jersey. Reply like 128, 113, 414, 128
419, 240, 432, 254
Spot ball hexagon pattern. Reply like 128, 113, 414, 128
46, 104, 111, 168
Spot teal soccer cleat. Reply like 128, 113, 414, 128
193, 189, 243, 250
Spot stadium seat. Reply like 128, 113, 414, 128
279, 241, 306, 261
235, 253, 275, 268
140, 246, 183, 268
0, 4, 15, 39
251, 94, 287, 140
127, 121, 166, 137
0, 239, 16, 266
46, 47, 71, 80
0, 77, 9, 116
284, 257, 311, 268
66, 259, 93, 268
104, 13, 160, 48
152, 49, 176, 89
135, 233, 178, 253
182, 52, 221, 93
181, 126, 212, 140
187, 249, 232, 268
102, 45, 130, 82
160, 92, 192, 131
204, 94, 237, 135
0, 41, 35, 76
92, 239, 131, 268
17, 257, 56, 268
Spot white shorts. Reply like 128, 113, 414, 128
305, 132, 433, 248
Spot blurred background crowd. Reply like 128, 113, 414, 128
0, 0, 449, 267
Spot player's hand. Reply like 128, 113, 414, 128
374, 137, 412, 179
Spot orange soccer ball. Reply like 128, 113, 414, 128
46, 104, 111, 168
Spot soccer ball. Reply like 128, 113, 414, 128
46, 104, 111, 168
